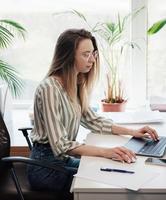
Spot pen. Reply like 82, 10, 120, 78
100, 168, 135, 174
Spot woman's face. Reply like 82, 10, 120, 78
74, 39, 97, 74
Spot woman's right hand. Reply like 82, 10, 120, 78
103, 146, 136, 163
68, 144, 136, 163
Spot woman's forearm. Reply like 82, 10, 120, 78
111, 124, 135, 136
67, 144, 106, 157
67, 125, 135, 157
67, 144, 136, 163
67, 124, 158, 163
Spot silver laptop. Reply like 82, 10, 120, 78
125, 136, 166, 158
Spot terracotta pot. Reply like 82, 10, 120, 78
101, 100, 127, 112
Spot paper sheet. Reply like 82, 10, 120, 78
99, 111, 164, 124
75, 156, 159, 191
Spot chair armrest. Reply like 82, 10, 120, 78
18, 127, 33, 150
2, 156, 68, 175
18, 127, 33, 131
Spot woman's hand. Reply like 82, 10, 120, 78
112, 124, 159, 141
103, 146, 136, 163
68, 144, 136, 163
131, 126, 159, 141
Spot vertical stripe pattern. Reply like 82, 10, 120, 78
31, 76, 114, 157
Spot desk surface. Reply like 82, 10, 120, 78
72, 113, 166, 200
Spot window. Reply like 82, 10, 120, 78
1, 0, 131, 108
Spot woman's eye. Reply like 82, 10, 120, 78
82, 53, 89, 57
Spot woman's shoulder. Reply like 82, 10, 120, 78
39, 76, 60, 88
36, 76, 62, 94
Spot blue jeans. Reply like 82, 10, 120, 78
27, 144, 80, 192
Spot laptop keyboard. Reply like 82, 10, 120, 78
139, 136, 166, 156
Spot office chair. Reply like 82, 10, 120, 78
18, 127, 33, 150
0, 112, 73, 200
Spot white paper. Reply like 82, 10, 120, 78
75, 156, 159, 191
99, 111, 164, 124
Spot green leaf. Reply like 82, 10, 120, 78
106, 22, 115, 33
0, 20, 26, 49
0, 19, 27, 39
0, 25, 14, 48
117, 13, 122, 33
0, 19, 26, 98
0, 60, 24, 98
148, 19, 166, 35
71, 9, 87, 22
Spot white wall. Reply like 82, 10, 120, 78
130, 0, 147, 108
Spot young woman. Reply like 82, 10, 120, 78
28, 28, 158, 195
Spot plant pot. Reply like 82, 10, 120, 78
101, 100, 127, 112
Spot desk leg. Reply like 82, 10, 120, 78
74, 192, 79, 200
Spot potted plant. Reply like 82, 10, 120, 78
54, 9, 142, 112
93, 15, 131, 112
0, 19, 26, 115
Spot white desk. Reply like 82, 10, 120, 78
72, 113, 166, 200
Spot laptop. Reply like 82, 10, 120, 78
125, 136, 166, 158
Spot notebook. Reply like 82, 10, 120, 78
125, 136, 166, 157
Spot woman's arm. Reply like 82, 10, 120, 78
67, 144, 136, 163
81, 107, 159, 140
111, 124, 159, 140
67, 124, 159, 163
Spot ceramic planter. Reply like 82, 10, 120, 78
101, 100, 127, 112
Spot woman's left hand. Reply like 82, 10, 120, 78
131, 126, 159, 141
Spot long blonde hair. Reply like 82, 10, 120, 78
47, 29, 99, 113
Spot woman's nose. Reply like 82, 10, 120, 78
88, 54, 96, 62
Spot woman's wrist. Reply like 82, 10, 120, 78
127, 128, 135, 136
112, 124, 135, 137
99, 147, 108, 157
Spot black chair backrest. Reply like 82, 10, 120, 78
0, 112, 10, 181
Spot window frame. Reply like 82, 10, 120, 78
129, 0, 148, 108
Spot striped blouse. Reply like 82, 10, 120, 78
31, 76, 114, 157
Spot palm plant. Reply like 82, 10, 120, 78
90, 15, 134, 103
0, 19, 26, 98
